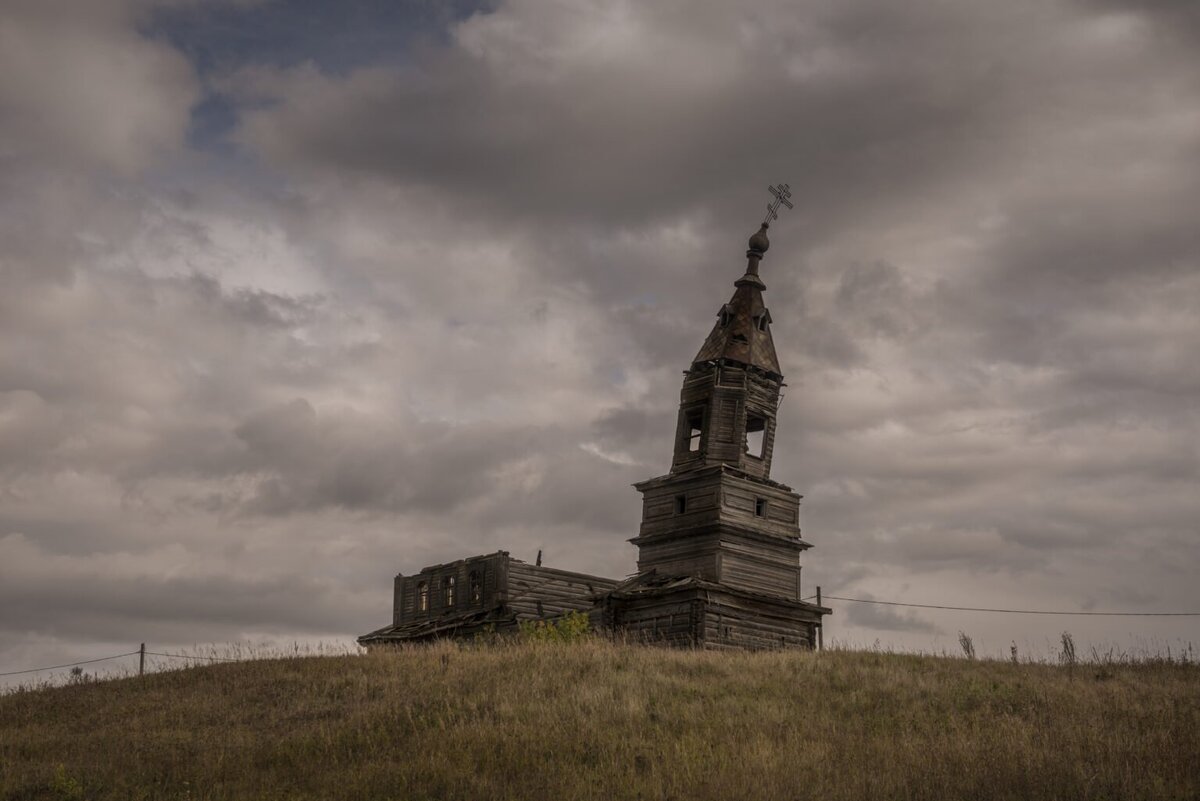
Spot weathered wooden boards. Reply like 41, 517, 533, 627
359, 552, 618, 647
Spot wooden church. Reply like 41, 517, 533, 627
360, 190, 830, 650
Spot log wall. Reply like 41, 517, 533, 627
505, 561, 619, 621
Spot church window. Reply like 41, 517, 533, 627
717, 305, 733, 328
443, 575, 456, 607
746, 414, 766, 458
755, 498, 767, 517
469, 571, 482, 604
417, 581, 429, 613
674, 494, 687, 515
685, 409, 703, 452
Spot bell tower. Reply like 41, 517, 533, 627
626, 186, 827, 637
598, 185, 828, 648
671, 221, 783, 479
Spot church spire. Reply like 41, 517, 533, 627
691, 209, 789, 378
670, 184, 795, 478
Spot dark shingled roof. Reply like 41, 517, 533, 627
691, 223, 781, 377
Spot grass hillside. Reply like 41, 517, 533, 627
2, 640, 1197, 801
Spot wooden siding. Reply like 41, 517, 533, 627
637, 468, 803, 543
601, 585, 822, 651
670, 362, 783, 478
505, 561, 618, 621
719, 550, 798, 600
704, 603, 814, 650
635, 533, 721, 580
394, 552, 507, 626
611, 596, 702, 647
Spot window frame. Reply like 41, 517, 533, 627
684, 407, 704, 453
745, 413, 767, 458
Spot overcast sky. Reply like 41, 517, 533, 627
3, 0, 1199, 680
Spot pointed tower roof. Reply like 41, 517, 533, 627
692, 222, 782, 377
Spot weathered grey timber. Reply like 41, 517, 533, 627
358, 551, 617, 645
604, 211, 829, 648
358, 188, 829, 650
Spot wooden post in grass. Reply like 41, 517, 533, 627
815, 588, 823, 651
139, 643, 145, 677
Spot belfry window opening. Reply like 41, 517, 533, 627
686, 409, 703, 452
746, 414, 766, 458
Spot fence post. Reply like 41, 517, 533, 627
816, 587, 823, 651
139, 643, 145, 677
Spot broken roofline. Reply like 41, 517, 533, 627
606, 571, 832, 616
409, 550, 618, 586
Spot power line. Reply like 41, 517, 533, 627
0, 649, 243, 678
817, 595, 1200, 616
144, 651, 241, 663
0, 651, 140, 677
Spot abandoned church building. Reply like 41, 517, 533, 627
360, 190, 830, 650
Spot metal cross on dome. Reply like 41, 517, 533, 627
764, 183, 794, 225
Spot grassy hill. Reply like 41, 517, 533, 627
2, 639, 1197, 800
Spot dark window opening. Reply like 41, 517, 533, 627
442, 575, 456, 607
685, 409, 703, 452
746, 414, 766, 458
754, 309, 771, 332
674, 495, 687, 515
755, 498, 767, 517
730, 333, 749, 345
717, 305, 733, 328
417, 581, 429, 613
469, 570, 482, 604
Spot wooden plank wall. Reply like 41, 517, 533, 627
394, 553, 506, 625
612, 597, 701, 647
505, 562, 619, 621
635, 534, 720, 579
640, 472, 800, 536
742, 371, 780, 478
720, 551, 798, 599
704, 600, 815, 650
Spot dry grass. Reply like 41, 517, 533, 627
1, 639, 1197, 800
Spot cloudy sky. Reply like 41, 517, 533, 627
3, 0, 1199, 679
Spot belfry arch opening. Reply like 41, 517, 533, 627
685, 408, 703, 452
746, 414, 766, 458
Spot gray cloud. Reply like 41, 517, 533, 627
3, 0, 1199, 676
842, 595, 941, 635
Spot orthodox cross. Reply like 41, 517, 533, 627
764, 183, 794, 225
